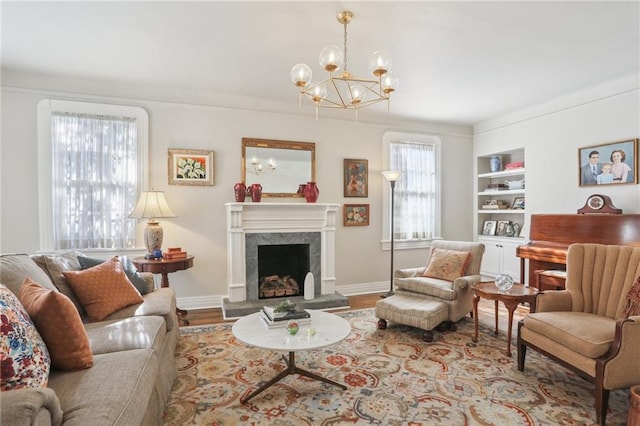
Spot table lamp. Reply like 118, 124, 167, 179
382, 170, 401, 297
129, 191, 176, 254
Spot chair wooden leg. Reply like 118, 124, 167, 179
423, 330, 434, 342
595, 378, 610, 426
517, 321, 526, 371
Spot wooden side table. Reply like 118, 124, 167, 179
471, 281, 538, 357
132, 255, 194, 326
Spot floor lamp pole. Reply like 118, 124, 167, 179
385, 179, 396, 298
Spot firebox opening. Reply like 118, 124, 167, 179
258, 243, 310, 300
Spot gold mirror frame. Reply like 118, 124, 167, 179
241, 138, 316, 198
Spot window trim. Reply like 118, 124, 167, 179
37, 99, 149, 251
381, 131, 442, 250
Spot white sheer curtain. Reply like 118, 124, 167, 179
51, 112, 138, 249
390, 141, 437, 240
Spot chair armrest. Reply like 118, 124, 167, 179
599, 316, 640, 389
0, 387, 63, 426
395, 267, 426, 279
452, 274, 481, 291
533, 290, 572, 313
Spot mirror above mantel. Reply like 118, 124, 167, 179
241, 138, 316, 198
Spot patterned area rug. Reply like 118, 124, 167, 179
163, 309, 629, 425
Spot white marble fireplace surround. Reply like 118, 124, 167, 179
224, 202, 347, 318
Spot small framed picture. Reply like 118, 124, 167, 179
482, 220, 497, 235
168, 149, 215, 186
343, 204, 369, 226
578, 138, 638, 186
344, 159, 368, 197
513, 223, 522, 237
512, 197, 525, 210
496, 220, 511, 236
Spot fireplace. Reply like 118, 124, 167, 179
223, 202, 348, 318
257, 244, 308, 299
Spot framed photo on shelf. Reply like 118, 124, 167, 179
495, 220, 510, 236
344, 159, 368, 197
168, 148, 215, 186
482, 220, 497, 236
578, 138, 638, 187
343, 204, 369, 226
512, 197, 525, 210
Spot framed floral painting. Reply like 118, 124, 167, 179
168, 149, 215, 186
344, 204, 369, 226
344, 159, 368, 197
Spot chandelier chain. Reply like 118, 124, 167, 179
343, 21, 348, 74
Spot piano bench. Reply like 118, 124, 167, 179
534, 269, 566, 291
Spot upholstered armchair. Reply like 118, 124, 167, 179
517, 243, 640, 426
393, 240, 485, 328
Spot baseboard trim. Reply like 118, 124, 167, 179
176, 281, 389, 311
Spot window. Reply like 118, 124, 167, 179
382, 131, 441, 249
38, 100, 148, 251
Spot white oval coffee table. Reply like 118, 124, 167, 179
232, 309, 351, 403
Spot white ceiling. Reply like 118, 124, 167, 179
2, 1, 639, 126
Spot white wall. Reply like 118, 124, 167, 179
474, 75, 640, 235
1, 84, 474, 309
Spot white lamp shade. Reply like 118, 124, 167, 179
381, 170, 401, 182
129, 191, 176, 219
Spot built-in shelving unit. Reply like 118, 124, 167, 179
476, 148, 525, 278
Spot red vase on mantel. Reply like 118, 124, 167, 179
234, 182, 246, 202
303, 181, 319, 203
249, 183, 262, 202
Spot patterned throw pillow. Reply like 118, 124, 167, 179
77, 255, 150, 295
18, 278, 93, 371
422, 248, 472, 282
0, 284, 51, 390
63, 256, 144, 322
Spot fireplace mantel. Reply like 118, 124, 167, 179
225, 202, 339, 303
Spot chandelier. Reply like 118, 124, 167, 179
290, 10, 399, 120
247, 156, 276, 175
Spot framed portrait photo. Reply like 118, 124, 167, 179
495, 220, 511, 237
344, 159, 368, 197
168, 149, 215, 186
578, 138, 638, 187
343, 204, 369, 226
482, 220, 497, 236
512, 197, 525, 210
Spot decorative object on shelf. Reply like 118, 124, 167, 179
482, 199, 508, 209
164, 247, 188, 260
241, 138, 316, 198
153, 249, 163, 259
495, 220, 510, 237
490, 155, 502, 172
495, 273, 514, 292
344, 159, 368, 197
303, 181, 319, 203
290, 10, 399, 121
249, 183, 262, 202
511, 197, 525, 210
577, 194, 623, 214
382, 170, 401, 297
129, 191, 176, 254
505, 223, 516, 237
234, 182, 247, 202
482, 220, 497, 236
168, 148, 215, 186
297, 184, 306, 194
578, 138, 638, 186
513, 223, 521, 237
343, 204, 369, 226
504, 178, 524, 189
504, 161, 525, 170
286, 320, 300, 335
304, 272, 314, 300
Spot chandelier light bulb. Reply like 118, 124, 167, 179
319, 45, 344, 73
382, 73, 399, 95
369, 50, 391, 77
349, 85, 367, 105
290, 63, 312, 88
310, 84, 329, 103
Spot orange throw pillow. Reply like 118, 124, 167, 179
18, 278, 93, 371
422, 248, 472, 281
63, 256, 143, 322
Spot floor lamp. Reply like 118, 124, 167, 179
381, 170, 401, 298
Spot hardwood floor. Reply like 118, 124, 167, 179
183, 292, 530, 336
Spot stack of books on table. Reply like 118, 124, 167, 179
259, 306, 311, 329
163, 247, 187, 260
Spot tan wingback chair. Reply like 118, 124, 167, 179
517, 243, 640, 425
393, 240, 485, 327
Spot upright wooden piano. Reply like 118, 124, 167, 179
516, 214, 640, 289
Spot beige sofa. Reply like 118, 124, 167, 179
0, 253, 179, 426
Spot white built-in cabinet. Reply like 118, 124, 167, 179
476, 148, 526, 279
